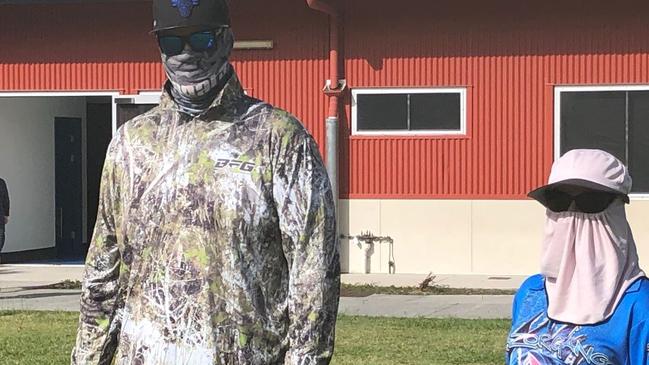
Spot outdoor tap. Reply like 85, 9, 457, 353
339, 231, 395, 274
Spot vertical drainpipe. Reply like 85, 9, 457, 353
306, 0, 345, 210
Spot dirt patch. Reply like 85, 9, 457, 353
340, 283, 516, 297
25, 280, 82, 290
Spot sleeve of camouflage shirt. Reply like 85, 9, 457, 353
71, 132, 127, 365
271, 113, 341, 365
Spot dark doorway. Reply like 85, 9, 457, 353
86, 99, 113, 250
55, 117, 83, 259
117, 103, 156, 130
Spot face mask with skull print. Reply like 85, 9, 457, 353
161, 28, 234, 114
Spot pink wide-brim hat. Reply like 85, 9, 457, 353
528, 149, 631, 206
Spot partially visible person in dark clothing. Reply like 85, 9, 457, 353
0, 177, 9, 258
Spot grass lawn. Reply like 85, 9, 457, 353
0, 311, 509, 365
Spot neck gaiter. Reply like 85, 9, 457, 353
161, 29, 234, 115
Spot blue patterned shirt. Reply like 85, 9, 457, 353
507, 274, 649, 365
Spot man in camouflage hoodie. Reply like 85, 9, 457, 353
71, 1, 340, 364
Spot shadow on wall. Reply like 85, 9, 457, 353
343, 0, 649, 71
2, 0, 649, 65
0, 0, 328, 64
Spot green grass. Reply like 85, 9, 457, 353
0, 311, 509, 365
332, 317, 508, 365
0, 311, 79, 365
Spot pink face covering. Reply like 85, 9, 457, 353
537, 149, 645, 325
541, 197, 645, 325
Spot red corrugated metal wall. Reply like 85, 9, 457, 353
0, 0, 330, 148
2, 0, 649, 199
340, 0, 649, 199
0, 2, 163, 93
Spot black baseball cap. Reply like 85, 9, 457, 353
152, 0, 230, 33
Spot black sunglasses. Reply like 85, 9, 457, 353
157, 29, 224, 56
543, 190, 621, 213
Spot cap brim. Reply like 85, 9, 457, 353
150, 23, 229, 34
528, 178, 630, 205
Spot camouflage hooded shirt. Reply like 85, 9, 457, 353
71, 73, 340, 365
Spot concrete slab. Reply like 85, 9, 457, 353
0, 264, 84, 288
0, 265, 83, 311
0, 264, 519, 318
338, 294, 513, 319
0, 288, 81, 312
0, 289, 513, 319
0, 264, 528, 290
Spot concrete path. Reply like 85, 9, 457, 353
0, 287, 81, 312
0, 289, 513, 318
0, 264, 84, 289
340, 294, 513, 319
0, 264, 527, 290
0, 264, 84, 311
0, 264, 517, 318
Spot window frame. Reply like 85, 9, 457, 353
554, 84, 649, 199
351, 87, 467, 136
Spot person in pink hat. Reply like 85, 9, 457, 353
506, 149, 649, 365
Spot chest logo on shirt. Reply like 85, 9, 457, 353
507, 313, 613, 365
215, 158, 257, 173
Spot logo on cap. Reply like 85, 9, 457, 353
171, 0, 200, 18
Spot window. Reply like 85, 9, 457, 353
556, 86, 649, 193
352, 88, 467, 135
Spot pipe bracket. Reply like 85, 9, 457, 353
323, 79, 347, 95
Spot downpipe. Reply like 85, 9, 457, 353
326, 116, 338, 207
306, 0, 345, 210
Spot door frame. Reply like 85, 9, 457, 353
0, 91, 119, 256
0, 91, 120, 133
